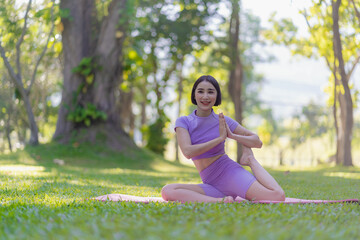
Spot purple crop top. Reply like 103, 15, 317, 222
174, 109, 239, 160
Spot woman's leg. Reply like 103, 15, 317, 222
241, 147, 285, 201
161, 183, 234, 203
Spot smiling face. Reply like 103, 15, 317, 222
194, 81, 217, 113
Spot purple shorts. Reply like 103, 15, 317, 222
198, 154, 256, 199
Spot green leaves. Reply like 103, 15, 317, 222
145, 115, 170, 156
68, 57, 107, 127
67, 103, 107, 127
71, 57, 100, 77
263, 13, 298, 46
59, 8, 71, 19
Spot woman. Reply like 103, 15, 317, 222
161, 75, 285, 203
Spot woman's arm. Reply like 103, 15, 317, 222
176, 113, 228, 159
226, 123, 263, 148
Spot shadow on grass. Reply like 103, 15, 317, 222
0, 142, 202, 198
0, 142, 203, 197
0, 142, 195, 171
1, 143, 359, 201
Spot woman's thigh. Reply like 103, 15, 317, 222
212, 166, 256, 199
245, 181, 283, 201
161, 183, 205, 196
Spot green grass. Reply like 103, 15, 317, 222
0, 143, 359, 240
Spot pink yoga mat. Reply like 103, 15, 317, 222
93, 194, 359, 204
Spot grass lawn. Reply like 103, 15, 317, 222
0, 143, 359, 240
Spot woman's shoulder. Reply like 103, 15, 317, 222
175, 115, 187, 123
177, 110, 196, 120
175, 112, 196, 130
176, 113, 195, 124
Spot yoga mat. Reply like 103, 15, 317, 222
93, 194, 359, 204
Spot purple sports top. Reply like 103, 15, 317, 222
174, 109, 239, 160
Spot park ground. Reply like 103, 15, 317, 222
0, 143, 359, 239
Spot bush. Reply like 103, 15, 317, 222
146, 116, 169, 156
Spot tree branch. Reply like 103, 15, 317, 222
0, 42, 23, 90
27, 0, 55, 94
347, 55, 360, 81
16, 0, 32, 81
350, 0, 360, 26
301, 10, 312, 30
324, 56, 332, 70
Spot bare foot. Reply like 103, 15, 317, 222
221, 196, 235, 203
239, 147, 254, 166
235, 196, 247, 202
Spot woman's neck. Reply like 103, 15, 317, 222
195, 108, 213, 117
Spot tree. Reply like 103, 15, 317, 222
0, 74, 15, 152
331, 0, 354, 166
187, 4, 269, 163
264, 0, 359, 166
53, 0, 134, 149
228, 0, 244, 163
122, 0, 218, 156
0, 0, 56, 145
287, 101, 332, 164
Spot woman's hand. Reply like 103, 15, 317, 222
225, 122, 234, 139
227, 125, 263, 148
219, 113, 227, 141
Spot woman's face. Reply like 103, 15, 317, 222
194, 81, 217, 111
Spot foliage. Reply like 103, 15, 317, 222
145, 115, 170, 155
0, 144, 359, 239
263, 0, 360, 166
257, 109, 279, 146
66, 57, 107, 127
117, 0, 222, 146
185, 8, 273, 130
288, 101, 332, 148
67, 103, 107, 127
0, 74, 15, 150
71, 57, 101, 87
0, 0, 62, 147
263, 0, 360, 108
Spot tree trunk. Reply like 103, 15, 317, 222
120, 85, 135, 137
54, 0, 134, 150
332, 0, 353, 166
279, 148, 283, 166
140, 84, 147, 146
175, 62, 184, 162
5, 114, 13, 152
53, 0, 94, 141
228, 0, 243, 163
91, 0, 126, 126
332, 61, 341, 164
23, 91, 39, 145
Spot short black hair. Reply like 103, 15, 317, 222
191, 75, 222, 106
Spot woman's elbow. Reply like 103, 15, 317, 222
255, 137, 263, 148
182, 150, 193, 159
184, 154, 192, 159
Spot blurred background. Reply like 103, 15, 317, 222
0, 0, 359, 167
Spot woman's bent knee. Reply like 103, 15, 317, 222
161, 184, 177, 201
